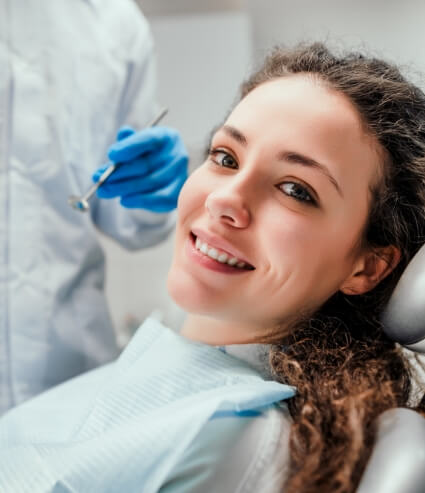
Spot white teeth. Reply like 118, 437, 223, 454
217, 253, 228, 263
194, 236, 249, 269
207, 248, 219, 260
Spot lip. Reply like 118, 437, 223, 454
191, 227, 254, 268
185, 234, 253, 275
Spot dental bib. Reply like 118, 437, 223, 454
0, 317, 295, 493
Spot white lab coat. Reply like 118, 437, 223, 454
0, 0, 175, 413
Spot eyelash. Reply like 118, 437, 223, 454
208, 148, 238, 169
207, 148, 318, 206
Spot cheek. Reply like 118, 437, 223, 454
177, 167, 210, 219
261, 208, 315, 261
262, 207, 357, 283
176, 175, 195, 213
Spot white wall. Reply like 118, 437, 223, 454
246, 0, 425, 87
149, 11, 252, 157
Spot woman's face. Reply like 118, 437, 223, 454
168, 76, 382, 342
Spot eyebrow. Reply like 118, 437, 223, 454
222, 124, 248, 146
277, 151, 343, 198
220, 124, 343, 198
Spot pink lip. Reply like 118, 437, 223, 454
185, 234, 253, 275
191, 227, 254, 267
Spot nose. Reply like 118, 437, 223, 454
205, 183, 251, 228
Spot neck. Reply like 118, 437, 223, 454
181, 314, 265, 345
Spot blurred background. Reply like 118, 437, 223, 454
100, 0, 425, 344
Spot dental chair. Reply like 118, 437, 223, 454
225, 244, 425, 493
357, 242, 425, 493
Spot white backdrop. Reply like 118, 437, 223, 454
246, 0, 425, 88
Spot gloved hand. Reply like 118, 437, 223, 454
93, 126, 188, 213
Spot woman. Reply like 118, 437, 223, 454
1, 43, 425, 493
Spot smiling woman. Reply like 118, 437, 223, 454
167, 42, 425, 492
168, 73, 389, 346
1, 43, 425, 493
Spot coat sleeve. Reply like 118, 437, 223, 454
89, 0, 176, 250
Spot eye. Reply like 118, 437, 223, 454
279, 181, 317, 206
208, 148, 238, 169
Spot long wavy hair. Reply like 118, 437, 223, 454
240, 43, 425, 492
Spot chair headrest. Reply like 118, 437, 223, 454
382, 243, 425, 353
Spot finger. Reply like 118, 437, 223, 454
94, 164, 174, 198
107, 126, 177, 163
93, 127, 137, 182
96, 182, 122, 199
99, 155, 187, 198
96, 157, 152, 183
116, 126, 135, 141
105, 147, 186, 184
133, 155, 187, 193
108, 139, 186, 176
96, 174, 154, 198
92, 164, 110, 183
120, 173, 187, 212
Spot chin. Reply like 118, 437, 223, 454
166, 269, 198, 313
166, 269, 222, 315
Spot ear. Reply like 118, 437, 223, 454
340, 245, 401, 295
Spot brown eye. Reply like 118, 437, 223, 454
209, 149, 238, 169
279, 182, 316, 206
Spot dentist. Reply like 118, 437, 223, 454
0, 0, 188, 413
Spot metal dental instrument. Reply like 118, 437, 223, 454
68, 107, 169, 212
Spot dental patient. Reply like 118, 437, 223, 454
1, 42, 425, 493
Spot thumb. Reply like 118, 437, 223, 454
116, 126, 135, 141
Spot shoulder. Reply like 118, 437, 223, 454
85, 0, 153, 49
161, 404, 292, 493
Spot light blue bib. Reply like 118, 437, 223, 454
0, 318, 295, 492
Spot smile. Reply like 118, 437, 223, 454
187, 233, 255, 274
195, 236, 251, 268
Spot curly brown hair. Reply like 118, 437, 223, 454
240, 43, 425, 492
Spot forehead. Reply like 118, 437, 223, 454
218, 75, 384, 200
230, 75, 364, 138
223, 76, 382, 186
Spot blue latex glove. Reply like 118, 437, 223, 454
93, 126, 188, 213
